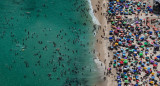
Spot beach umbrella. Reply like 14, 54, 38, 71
153, 64, 157, 67
144, 42, 148, 45
124, 75, 128, 79
124, 80, 129, 83
157, 71, 160, 73
136, 76, 139, 79
124, 59, 128, 64
150, 60, 154, 63
140, 45, 144, 48
145, 57, 149, 59
113, 63, 116, 67
112, 21, 115, 24
118, 57, 121, 59
151, 76, 155, 79
138, 66, 141, 70
157, 55, 160, 58
109, 37, 113, 40
147, 67, 151, 70
139, 53, 143, 56
120, 61, 123, 64
150, 81, 154, 84
110, 30, 113, 33
143, 67, 147, 70
145, 52, 148, 54
124, 57, 127, 59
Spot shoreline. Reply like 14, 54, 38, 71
90, 0, 117, 86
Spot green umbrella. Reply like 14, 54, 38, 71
144, 42, 148, 45
124, 80, 129, 83
139, 53, 143, 56
141, 45, 144, 48
113, 63, 116, 67
129, 49, 132, 52
124, 75, 128, 79
134, 61, 138, 63
124, 59, 128, 64
112, 21, 115, 24
126, 48, 128, 50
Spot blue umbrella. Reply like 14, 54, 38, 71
154, 44, 159, 47
140, 37, 144, 40
155, 31, 159, 33
123, 72, 127, 74
157, 55, 160, 58
136, 76, 139, 79
117, 76, 121, 79
126, 38, 130, 41
145, 52, 148, 54
119, 41, 122, 44
135, 84, 138, 86
147, 67, 151, 70
109, 37, 113, 40
118, 84, 121, 86
151, 76, 155, 79
133, 70, 137, 72
149, 31, 152, 34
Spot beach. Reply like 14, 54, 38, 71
91, 0, 160, 86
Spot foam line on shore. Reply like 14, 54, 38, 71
88, 0, 101, 25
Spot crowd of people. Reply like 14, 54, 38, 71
106, 0, 160, 86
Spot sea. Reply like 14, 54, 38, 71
0, 0, 100, 86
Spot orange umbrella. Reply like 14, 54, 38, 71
154, 57, 157, 59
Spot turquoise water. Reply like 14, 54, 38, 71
0, 0, 99, 86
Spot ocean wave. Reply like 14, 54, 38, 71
88, 0, 101, 25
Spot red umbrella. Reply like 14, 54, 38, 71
153, 64, 157, 67
120, 61, 123, 64
128, 43, 132, 46
137, 7, 141, 10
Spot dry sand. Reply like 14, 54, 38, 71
90, 0, 117, 86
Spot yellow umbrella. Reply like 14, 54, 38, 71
133, 77, 136, 80
121, 59, 124, 61
115, 43, 118, 46
151, 72, 155, 75
143, 67, 147, 70
150, 81, 153, 84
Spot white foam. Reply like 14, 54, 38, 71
88, 0, 101, 25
